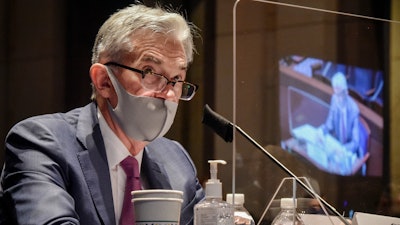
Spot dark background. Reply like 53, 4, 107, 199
1, 0, 399, 220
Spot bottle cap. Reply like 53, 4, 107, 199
280, 198, 297, 208
226, 193, 245, 205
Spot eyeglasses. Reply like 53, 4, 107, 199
104, 62, 199, 101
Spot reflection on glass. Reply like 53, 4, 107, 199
231, 0, 399, 223
280, 55, 384, 177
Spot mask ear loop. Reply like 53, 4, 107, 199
105, 65, 126, 111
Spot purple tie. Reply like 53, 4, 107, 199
120, 156, 141, 225
340, 112, 346, 143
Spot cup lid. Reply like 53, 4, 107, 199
131, 197, 184, 203
131, 189, 183, 195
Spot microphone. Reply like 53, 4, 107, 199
202, 104, 351, 225
202, 104, 233, 142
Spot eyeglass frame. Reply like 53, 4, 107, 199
104, 62, 199, 101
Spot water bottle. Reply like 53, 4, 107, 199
226, 193, 255, 225
271, 198, 304, 225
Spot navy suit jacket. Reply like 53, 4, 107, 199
321, 94, 360, 153
0, 102, 204, 225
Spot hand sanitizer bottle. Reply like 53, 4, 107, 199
226, 193, 255, 225
194, 160, 234, 225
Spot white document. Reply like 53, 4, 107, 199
352, 212, 400, 225
300, 214, 344, 225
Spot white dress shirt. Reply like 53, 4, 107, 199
98, 109, 144, 225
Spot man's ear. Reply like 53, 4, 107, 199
90, 63, 114, 98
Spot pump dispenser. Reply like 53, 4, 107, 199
205, 160, 225, 198
194, 160, 234, 225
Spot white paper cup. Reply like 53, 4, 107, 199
132, 197, 183, 225
131, 189, 183, 199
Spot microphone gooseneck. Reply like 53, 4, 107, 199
201, 104, 351, 225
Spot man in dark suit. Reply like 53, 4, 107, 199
317, 72, 361, 175
0, 4, 204, 225
319, 72, 360, 154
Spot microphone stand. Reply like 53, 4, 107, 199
202, 104, 350, 225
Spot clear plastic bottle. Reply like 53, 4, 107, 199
194, 160, 234, 225
226, 193, 255, 225
271, 198, 305, 225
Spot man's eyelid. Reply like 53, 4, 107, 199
172, 75, 183, 81
142, 65, 155, 72
141, 65, 161, 75
142, 65, 185, 81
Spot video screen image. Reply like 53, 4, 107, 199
279, 55, 384, 177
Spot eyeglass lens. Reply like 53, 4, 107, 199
142, 70, 196, 100
105, 62, 197, 100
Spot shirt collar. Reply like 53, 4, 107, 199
97, 108, 144, 171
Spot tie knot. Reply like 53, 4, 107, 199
120, 156, 140, 178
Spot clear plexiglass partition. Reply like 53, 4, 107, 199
229, 0, 400, 224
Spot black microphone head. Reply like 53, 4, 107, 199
202, 104, 233, 142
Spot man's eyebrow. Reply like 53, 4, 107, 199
142, 55, 162, 64
142, 55, 187, 71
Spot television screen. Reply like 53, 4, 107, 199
279, 55, 384, 177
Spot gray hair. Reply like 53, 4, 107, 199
91, 4, 197, 64
90, 4, 198, 100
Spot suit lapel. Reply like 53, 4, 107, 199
141, 148, 172, 189
76, 103, 116, 225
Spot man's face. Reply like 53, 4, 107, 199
113, 33, 188, 104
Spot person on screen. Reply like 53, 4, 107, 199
318, 72, 360, 155
0, 4, 204, 225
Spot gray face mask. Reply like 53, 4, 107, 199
105, 67, 178, 141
